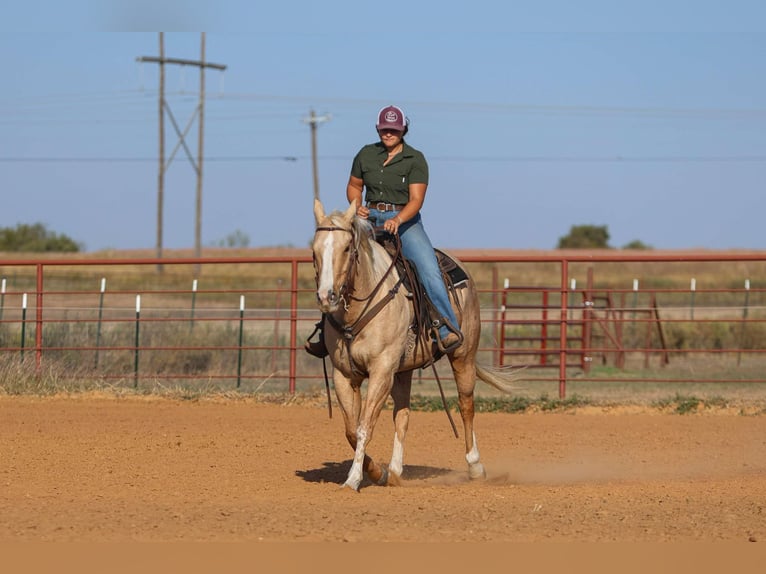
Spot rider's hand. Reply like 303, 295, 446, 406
357, 205, 370, 219
384, 216, 402, 235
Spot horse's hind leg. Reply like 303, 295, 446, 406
450, 358, 487, 480
388, 371, 413, 481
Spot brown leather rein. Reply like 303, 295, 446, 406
314, 224, 404, 375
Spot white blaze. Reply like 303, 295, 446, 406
317, 234, 336, 297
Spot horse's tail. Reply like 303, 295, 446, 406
475, 363, 525, 394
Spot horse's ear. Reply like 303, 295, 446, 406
313, 198, 325, 225
343, 199, 357, 224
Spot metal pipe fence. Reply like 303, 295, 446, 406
1, 251, 765, 398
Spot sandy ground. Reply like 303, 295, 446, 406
1, 395, 765, 544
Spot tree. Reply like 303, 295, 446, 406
622, 239, 653, 250
557, 225, 610, 249
0, 223, 81, 252
210, 229, 250, 248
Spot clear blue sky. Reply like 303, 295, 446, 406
1, 1, 764, 252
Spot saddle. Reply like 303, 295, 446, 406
376, 232, 469, 360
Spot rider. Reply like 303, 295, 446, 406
306, 105, 462, 358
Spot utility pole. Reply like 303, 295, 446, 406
195, 33, 206, 275
156, 33, 165, 272
303, 110, 331, 200
137, 33, 226, 274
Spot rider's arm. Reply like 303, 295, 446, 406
346, 175, 368, 218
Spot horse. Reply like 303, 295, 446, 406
311, 197, 519, 491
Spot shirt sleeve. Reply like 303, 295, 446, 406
350, 150, 363, 179
408, 151, 429, 185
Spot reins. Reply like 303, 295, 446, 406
315, 222, 458, 436
320, 224, 404, 376
316, 223, 403, 338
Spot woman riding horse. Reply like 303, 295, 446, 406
306, 104, 462, 358
311, 198, 518, 490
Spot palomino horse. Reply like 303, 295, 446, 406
312, 198, 518, 491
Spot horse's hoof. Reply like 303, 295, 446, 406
374, 465, 389, 486
340, 481, 360, 492
386, 471, 402, 487
468, 462, 487, 480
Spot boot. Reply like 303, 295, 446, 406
434, 331, 461, 356
305, 338, 328, 358
439, 332, 461, 354
304, 320, 329, 358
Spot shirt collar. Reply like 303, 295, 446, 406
374, 140, 413, 157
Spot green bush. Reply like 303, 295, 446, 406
0, 223, 81, 252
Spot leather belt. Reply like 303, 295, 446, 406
366, 202, 405, 212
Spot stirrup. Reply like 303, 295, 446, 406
435, 332, 462, 355
304, 338, 328, 358
305, 320, 328, 358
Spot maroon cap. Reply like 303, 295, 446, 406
376, 105, 406, 132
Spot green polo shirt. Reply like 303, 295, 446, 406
350, 141, 429, 206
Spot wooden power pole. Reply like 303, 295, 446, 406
137, 33, 226, 273
303, 110, 331, 200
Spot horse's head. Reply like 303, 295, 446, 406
311, 198, 363, 313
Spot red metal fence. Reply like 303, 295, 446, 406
1, 252, 764, 397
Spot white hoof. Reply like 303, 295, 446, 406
468, 462, 486, 480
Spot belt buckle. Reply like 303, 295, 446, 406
375, 202, 389, 211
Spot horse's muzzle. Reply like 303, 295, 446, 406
316, 288, 341, 312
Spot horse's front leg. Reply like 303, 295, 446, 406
344, 366, 397, 491
332, 369, 367, 490
388, 370, 413, 479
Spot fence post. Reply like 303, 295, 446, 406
190, 279, 198, 330
499, 278, 509, 367
0, 278, 5, 322
737, 279, 750, 366
632, 279, 639, 322
35, 263, 44, 371
492, 267, 499, 366
273, 279, 283, 372
134, 295, 141, 389
690, 278, 696, 320
581, 267, 594, 373
558, 260, 569, 399
540, 290, 548, 366
289, 259, 299, 394
237, 295, 245, 389
569, 278, 576, 321
20, 293, 27, 363
95, 278, 106, 368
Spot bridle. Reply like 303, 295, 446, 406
314, 225, 359, 308
313, 223, 404, 374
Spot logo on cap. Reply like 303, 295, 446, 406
384, 110, 399, 123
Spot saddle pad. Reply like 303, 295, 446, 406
435, 249, 469, 287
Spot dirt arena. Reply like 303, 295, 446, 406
1, 395, 765, 544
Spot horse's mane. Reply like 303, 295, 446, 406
325, 209, 391, 281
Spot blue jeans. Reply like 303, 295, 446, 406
368, 209, 460, 340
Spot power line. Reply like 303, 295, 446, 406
1, 155, 764, 164
3, 89, 766, 121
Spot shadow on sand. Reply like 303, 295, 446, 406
295, 460, 455, 485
